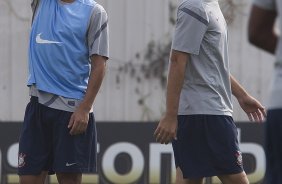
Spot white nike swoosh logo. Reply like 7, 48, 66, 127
66, 162, 76, 167
36, 33, 62, 44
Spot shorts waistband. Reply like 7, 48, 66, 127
30, 96, 39, 103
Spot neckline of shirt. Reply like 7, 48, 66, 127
58, 0, 76, 5
203, 0, 218, 2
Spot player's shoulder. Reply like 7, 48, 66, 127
178, 0, 207, 15
77, 0, 107, 15
92, 3, 107, 15
178, 0, 208, 22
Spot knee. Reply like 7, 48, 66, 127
19, 172, 48, 184
218, 172, 249, 184
176, 167, 204, 184
56, 173, 82, 184
238, 172, 249, 184
19, 177, 45, 184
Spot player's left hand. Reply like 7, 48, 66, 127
154, 114, 178, 144
237, 94, 266, 122
68, 106, 89, 135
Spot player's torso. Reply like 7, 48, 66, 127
179, 0, 233, 116
28, 0, 96, 99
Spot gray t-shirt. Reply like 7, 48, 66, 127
253, 0, 282, 109
172, 0, 233, 116
30, 0, 109, 112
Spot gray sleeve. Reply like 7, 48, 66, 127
31, 0, 39, 13
252, 0, 276, 10
87, 4, 109, 59
31, 0, 40, 23
172, 4, 208, 55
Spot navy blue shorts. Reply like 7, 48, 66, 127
264, 109, 282, 184
172, 115, 244, 179
18, 96, 97, 175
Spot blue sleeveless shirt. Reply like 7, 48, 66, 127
28, 0, 96, 99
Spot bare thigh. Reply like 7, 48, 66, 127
217, 172, 249, 184
176, 167, 204, 184
19, 171, 48, 184
56, 172, 82, 184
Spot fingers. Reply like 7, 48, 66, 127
256, 101, 267, 118
154, 128, 176, 144
157, 132, 169, 144
69, 115, 88, 135
257, 108, 264, 122
247, 113, 254, 122
255, 101, 267, 121
248, 108, 266, 123
69, 119, 79, 135
68, 115, 74, 129
260, 107, 267, 118
251, 111, 260, 122
70, 121, 87, 135
153, 127, 160, 138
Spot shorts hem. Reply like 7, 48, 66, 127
18, 170, 48, 176
182, 169, 244, 179
18, 167, 97, 176
53, 167, 97, 174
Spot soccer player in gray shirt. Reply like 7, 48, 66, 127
154, 0, 266, 183
249, 0, 282, 183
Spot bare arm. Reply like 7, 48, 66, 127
230, 75, 248, 100
230, 75, 266, 122
68, 55, 107, 135
165, 50, 188, 116
154, 50, 188, 144
248, 5, 278, 54
79, 55, 106, 112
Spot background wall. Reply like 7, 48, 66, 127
0, 0, 275, 122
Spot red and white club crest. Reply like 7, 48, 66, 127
18, 153, 26, 168
235, 151, 243, 166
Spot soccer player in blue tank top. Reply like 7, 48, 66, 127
18, 0, 109, 183
154, 0, 266, 183
249, 0, 282, 183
